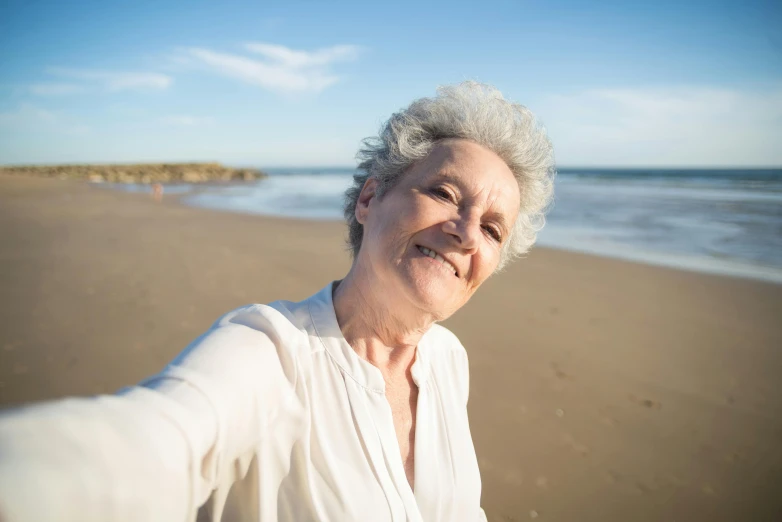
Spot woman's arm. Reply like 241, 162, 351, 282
0, 304, 304, 522
0, 384, 209, 521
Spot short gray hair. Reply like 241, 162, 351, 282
343, 81, 555, 269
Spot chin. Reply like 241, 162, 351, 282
402, 268, 461, 318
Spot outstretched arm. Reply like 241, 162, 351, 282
0, 381, 211, 521
0, 304, 304, 522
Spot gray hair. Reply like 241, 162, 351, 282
343, 81, 555, 270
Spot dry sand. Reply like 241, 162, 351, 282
1, 174, 781, 521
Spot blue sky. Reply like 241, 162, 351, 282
1, 0, 780, 167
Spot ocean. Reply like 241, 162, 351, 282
125, 167, 782, 283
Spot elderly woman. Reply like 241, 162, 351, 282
0, 82, 554, 522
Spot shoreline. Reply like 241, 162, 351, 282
154, 180, 782, 286
2, 174, 781, 521
87, 177, 782, 286
535, 238, 782, 286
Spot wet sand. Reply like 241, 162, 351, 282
1, 174, 781, 521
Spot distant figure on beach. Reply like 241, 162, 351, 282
151, 182, 163, 202
0, 82, 555, 522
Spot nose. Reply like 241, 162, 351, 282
443, 209, 481, 254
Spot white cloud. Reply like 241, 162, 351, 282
183, 42, 361, 94
0, 104, 56, 126
159, 115, 213, 126
45, 67, 172, 92
29, 83, 86, 96
244, 43, 360, 69
0, 103, 89, 135
537, 86, 782, 166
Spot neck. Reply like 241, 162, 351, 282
333, 261, 435, 377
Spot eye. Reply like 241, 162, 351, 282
431, 186, 455, 203
483, 224, 502, 243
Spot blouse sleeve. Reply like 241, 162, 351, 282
0, 305, 305, 522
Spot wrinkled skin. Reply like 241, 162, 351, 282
355, 138, 521, 324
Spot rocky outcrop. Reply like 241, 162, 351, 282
0, 163, 267, 184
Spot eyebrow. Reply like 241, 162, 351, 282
431, 172, 513, 234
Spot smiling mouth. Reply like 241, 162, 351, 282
416, 245, 458, 277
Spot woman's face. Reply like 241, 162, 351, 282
356, 138, 520, 320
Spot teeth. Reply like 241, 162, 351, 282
418, 246, 457, 276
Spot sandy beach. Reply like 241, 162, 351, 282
1, 174, 781, 521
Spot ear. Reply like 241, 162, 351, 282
355, 177, 379, 225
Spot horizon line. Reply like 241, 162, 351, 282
2, 161, 781, 171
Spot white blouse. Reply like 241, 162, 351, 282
0, 282, 486, 522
